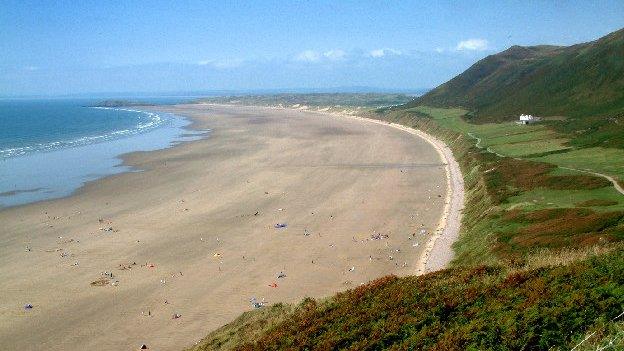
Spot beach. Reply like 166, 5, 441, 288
0, 104, 456, 350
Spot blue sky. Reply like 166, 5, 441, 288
1, 1, 623, 96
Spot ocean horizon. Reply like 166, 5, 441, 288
0, 97, 206, 207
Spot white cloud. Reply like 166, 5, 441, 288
295, 50, 321, 62
368, 48, 401, 58
296, 49, 346, 62
456, 39, 488, 51
197, 59, 243, 69
323, 49, 346, 61
434, 47, 445, 53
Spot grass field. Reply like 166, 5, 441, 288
405, 106, 624, 190
395, 105, 624, 261
532, 147, 624, 185
404, 106, 572, 156
505, 187, 624, 212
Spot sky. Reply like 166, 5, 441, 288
1, 1, 623, 96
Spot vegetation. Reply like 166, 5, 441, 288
533, 147, 624, 186
572, 320, 624, 351
411, 28, 624, 124
551, 112, 624, 150
191, 249, 624, 351
576, 199, 620, 207
185, 96, 624, 350
193, 93, 415, 109
395, 105, 624, 208
190, 303, 294, 351
91, 99, 155, 107
184, 29, 624, 350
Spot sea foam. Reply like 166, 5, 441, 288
0, 108, 167, 159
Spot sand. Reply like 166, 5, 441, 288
0, 104, 456, 350
316, 111, 465, 273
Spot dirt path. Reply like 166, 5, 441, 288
468, 132, 624, 196
560, 166, 624, 196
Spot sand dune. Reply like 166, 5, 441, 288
0, 105, 449, 350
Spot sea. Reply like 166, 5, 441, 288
0, 97, 207, 208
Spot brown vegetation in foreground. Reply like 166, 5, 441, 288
190, 249, 624, 351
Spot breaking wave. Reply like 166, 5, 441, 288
0, 108, 168, 159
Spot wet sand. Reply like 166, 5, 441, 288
0, 104, 449, 350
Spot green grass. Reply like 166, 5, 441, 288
407, 107, 623, 182
484, 129, 552, 145
411, 28, 624, 124
532, 147, 624, 185
505, 187, 624, 212
406, 106, 623, 196
491, 139, 571, 157
405, 106, 572, 158
403, 106, 473, 132
188, 303, 294, 351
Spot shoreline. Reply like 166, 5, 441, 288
203, 103, 465, 273
0, 104, 454, 350
334, 115, 464, 273
0, 108, 207, 210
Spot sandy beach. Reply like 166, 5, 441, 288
0, 104, 456, 350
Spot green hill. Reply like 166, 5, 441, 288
411, 28, 624, 122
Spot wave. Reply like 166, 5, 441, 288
0, 108, 168, 159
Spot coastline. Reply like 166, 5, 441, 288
324, 112, 464, 273
346, 117, 464, 273
0, 104, 452, 350
0, 108, 207, 209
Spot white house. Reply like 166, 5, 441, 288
517, 114, 541, 125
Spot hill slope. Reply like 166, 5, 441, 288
411, 28, 624, 122
191, 248, 624, 351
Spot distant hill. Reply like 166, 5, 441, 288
410, 28, 624, 122
194, 93, 415, 108
91, 100, 154, 108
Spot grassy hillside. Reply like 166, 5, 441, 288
191, 248, 624, 351
411, 28, 624, 124
376, 108, 624, 267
